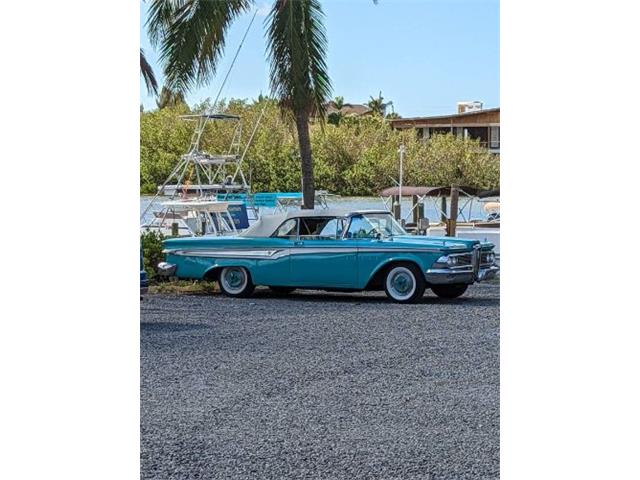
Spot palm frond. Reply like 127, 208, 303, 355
147, 0, 252, 93
266, 0, 332, 119
140, 48, 159, 95
146, 0, 186, 46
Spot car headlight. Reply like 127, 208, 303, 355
435, 255, 460, 268
486, 252, 495, 263
447, 256, 461, 267
436, 255, 449, 264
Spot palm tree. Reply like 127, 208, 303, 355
156, 86, 187, 109
368, 91, 391, 116
147, 0, 331, 209
140, 48, 158, 95
327, 95, 344, 125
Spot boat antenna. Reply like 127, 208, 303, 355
231, 101, 268, 185
189, 9, 258, 153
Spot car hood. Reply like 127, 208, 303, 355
374, 235, 490, 250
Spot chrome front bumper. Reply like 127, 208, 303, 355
425, 265, 500, 285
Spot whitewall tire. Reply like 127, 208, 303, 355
219, 266, 255, 298
384, 264, 426, 303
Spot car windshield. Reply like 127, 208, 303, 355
346, 213, 407, 238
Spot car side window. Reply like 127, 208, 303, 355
299, 217, 338, 240
345, 215, 374, 239
317, 218, 342, 240
273, 218, 298, 238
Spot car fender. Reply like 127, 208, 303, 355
359, 253, 433, 289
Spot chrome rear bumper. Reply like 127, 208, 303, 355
425, 265, 499, 285
157, 262, 177, 277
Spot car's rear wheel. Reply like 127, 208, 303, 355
219, 266, 255, 298
384, 263, 426, 303
269, 286, 296, 295
431, 284, 468, 299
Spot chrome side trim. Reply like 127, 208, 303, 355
166, 249, 288, 259
290, 248, 358, 255
355, 247, 443, 254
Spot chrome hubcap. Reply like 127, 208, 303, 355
392, 272, 413, 294
222, 267, 247, 294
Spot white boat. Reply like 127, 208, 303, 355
141, 200, 237, 237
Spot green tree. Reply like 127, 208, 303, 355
146, 0, 332, 209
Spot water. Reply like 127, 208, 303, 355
140, 195, 490, 225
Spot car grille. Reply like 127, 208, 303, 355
472, 246, 481, 278
453, 254, 473, 267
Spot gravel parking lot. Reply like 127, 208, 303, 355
141, 283, 499, 480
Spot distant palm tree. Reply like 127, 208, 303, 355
140, 48, 158, 95
328, 96, 344, 125
147, 0, 331, 209
368, 91, 391, 116
156, 86, 187, 110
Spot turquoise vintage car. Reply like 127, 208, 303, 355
158, 209, 499, 303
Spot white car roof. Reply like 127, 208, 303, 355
239, 209, 391, 237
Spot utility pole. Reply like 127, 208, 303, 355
394, 144, 405, 221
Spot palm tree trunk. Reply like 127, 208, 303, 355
294, 109, 315, 209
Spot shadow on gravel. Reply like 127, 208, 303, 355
250, 290, 499, 306
140, 322, 210, 332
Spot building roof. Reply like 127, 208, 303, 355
380, 186, 481, 197
389, 107, 499, 128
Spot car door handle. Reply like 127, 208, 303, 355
294, 241, 304, 246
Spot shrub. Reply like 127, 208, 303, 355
140, 230, 165, 280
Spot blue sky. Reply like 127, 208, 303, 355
140, 0, 499, 117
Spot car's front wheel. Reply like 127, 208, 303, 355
218, 266, 255, 298
384, 264, 426, 303
431, 284, 468, 299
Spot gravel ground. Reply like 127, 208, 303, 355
141, 283, 499, 480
